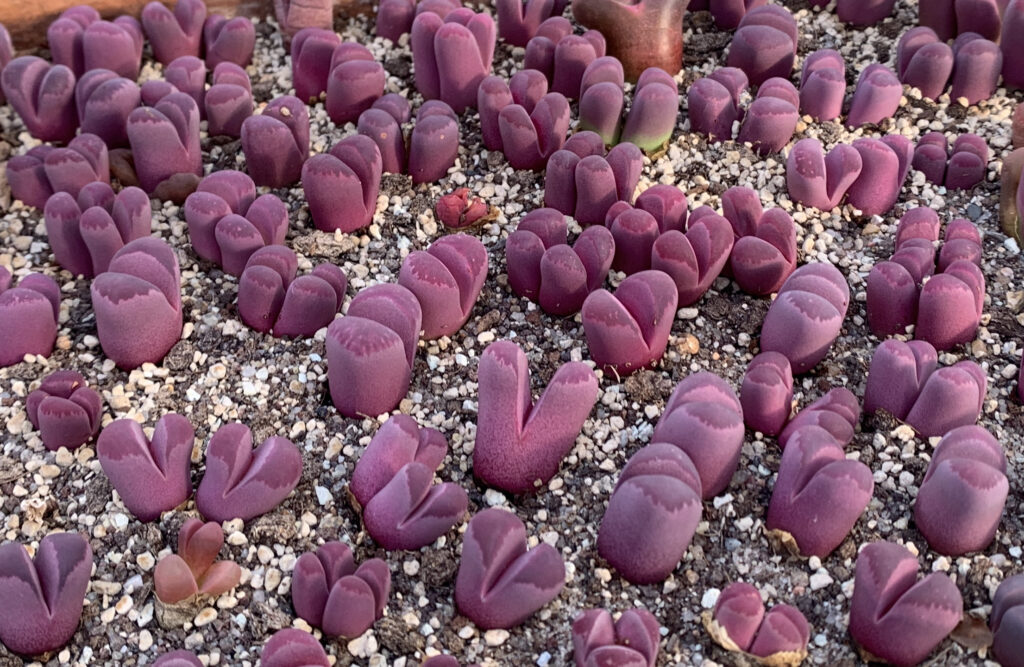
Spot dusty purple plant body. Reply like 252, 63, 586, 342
0, 270, 60, 368
291, 541, 391, 637
27, 370, 102, 452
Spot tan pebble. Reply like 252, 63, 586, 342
138, 630, 153, 652
137, 552, 155, 571
115, 595, 133, 614
194, 607, 218, 626
227, 531, 247, 546
265, 568, 282, 592
55, 449, 74, 466
100, 606, 117, 624
484, 629, 510, 647
55, 336, 72, 351
39, 464, 60, 479
680, 334, 700, 355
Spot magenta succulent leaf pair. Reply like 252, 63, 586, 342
274, 0, 334, 35
7, 134, 110, 210
204, 62, 255, 137
689, 68, 798, 155
0, 533, 92, 656
412, 8, 496, 113
740, 351, 793, 436
302, 135, 383, 233
437, 188, 490, 229
75, 70, 141, 148
705, 582, 810, 661
357, 97, 460, 183
141, 0, 206, 64
578, 60, 679, 152
523, 17, 606, 97
864, 338, 986, 437
127, 93, 203, 196
351, 415, 467, 549
238, 246, 347, 337
1, 56, 77, 143
455, 508, 565, 629
506, 207, 615, 315
921, 0, 1005, 42
474, 340, 599, 493
777, 387, 860, 450
992, 575, 1024, 667
398, 234, 488, 339
691, 0, 768, 29
51, 13, 143, 79
153, 519, 242, 604
292, 541, 390, 637
241, 96, 310, 188
203, 13, 256, 68
291, 28, 341, 102
477, 70, 571, 170
912, 132, 988, 189
376, 0, 462, 41
799, 49, 846, 121
572, 608, 660, 667
648, 201, 735, 307
498, 0, 569, 47
716, 186, 798, 295
544, 131, 643, 226
726, 5, 798, 87
262, 629, 331, 667
324, 43, 386, 125
27, 370, 103, 452
153, 650, 205, 667
0, 269, 60, 368
847, 64, 904, 129
898, 27, 1001, 104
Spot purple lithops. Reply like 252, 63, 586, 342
241, 95, 310, 188
702, 0, 769, 29
398, 234, 487, 339
759, 262, 849, 374
1, 56, 78, 143
736, 79, 799, 156
91, 237, 182, 369
275, 0, 334, 36
951, 33, 1002, 105
740, 352, 793, 436
914, 425, 1007, 556
777, 387, 860, 449
127, 92, 202, 197
411, 8, 496, 112
497, 0, 568, 47
653, 209, 734, 306
799, 49, 846, 121
544, 136, 643, 225
650, 372, 744, 499
326, 42, 386, 124
478, 72, 570, 170
849, 541, 963, 667
47, 15, 143, 81
292, 541, 390, 637
262, 629, 330, 667
0, 270, 60, 368
350, 415, 446, 507
1003, 0, 1024, 89
165, 56, 207, 115
912, 132, 988, 189
687, 67, 747, 142
846, 64, 902, 129
0, 23, 10, 105
75, 70, 141, 148
474, 340, 599, 493
7, 134, 110, 210
705, 583, 810, 661
523, 17, 606, 97
153, 519, 242, 605
992, 575, 1024, 667
206, 62, 254, 137
238, 246, 347, 337
97, 413, 195, 522
726, 5, 798, 87
578, 62, 679, 152
785, 138, 863, 211
203, 13, 255, 68
0, 533, 92, 656
302, 134, 383, 233
897, 27, 953, 101
27, 371, 102, 452
455, 508, 565, 629
572, 608, 660, 666
719, 186, 797, 295
291, 28, 341, 103
376, 0, 462, 42
408, 100, 461, 182
837, 0, 896, 25
142, 0, 207, 65
506, 208, 615, 315
582, 270, 678, 375
864, 338, 986, 437
766, 425, 873, 557
153, 650, 204, 667
327, 284, 422, 417
597, 443, 702, 583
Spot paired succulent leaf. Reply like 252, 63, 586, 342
0, 269, 61, 368
27, 370, 103, 452
704, 582, 810, 664
241, 95, 310, 188
572, 608, 660, 667
7, 134, 110, 209
292, 541, 390, 637
398, 234, 488, 339
153, 519, 242, 604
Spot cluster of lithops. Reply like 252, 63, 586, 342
241, 95, 309, 188
578, 60, 680, 152
7, 134, 110, 209
704, 582, 810, 663
912, 132, 988, 189
992, 575, 1024, 667
27, 371, 102, 451
571, 0, 685, 81
522, 17, 605, 97
571, 608, 660, 666
897, 27, 1000, 104
726, 6, 798, 86
689, 69, 799, 155
292, 541, 390, 638
153, 519, 242, 606
544, 132, 642, 225
0, 268, 61, 368
412, 8, 496, 113
303, 134, 383, 232
357, 97, 461, 182
477, 70, 570, 170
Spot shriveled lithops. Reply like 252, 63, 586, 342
474, 340, 599, 493
571, 0, 687, 81
991, 575, 1024, 667
597, 443, 702, 583
205, 62, 254, 137
455, 508, 565, 629
411, 8, 496, 112
127, 93, 202, 198
302, 134, 383, 233
578, 62, 680, 152
726, 5, 798, 86
914, 425, 1007, 556
203, 13, 255, 68
1, 56, 77, 143
759, 262, 849, 374
74, 70, 141, 148
849, 541, 963, 666
292, 541, 390, 637
238, 246, 346, 337
241, 95, 309, 188
846, 64, 902, 129
437, 188, 491, 229
327, 284, 422, 417
777, 387, 860, 450
704, 582, 810, 665
522, 17, 606, 97
582, 270, 678, 376
740, 352, 793, 436
477, 71, 570, 170
326, 42, 386, 124
142, 0, 206, 64
261, 628, 330, 667
274, 0, 334, 36
195, 423, 302, 523
572, 608, 660, 666
912, 132, 989, 190
799, 49, 846, 121
0, 533, 92, 656
27, 370, 102, 452
153, 519, 242, 606
786, 138, 863, 211
398, 234, 487, 339
0, 270, 60, 368
291, 28, 341, 102
97, 414, 194, 522
7, 134, 110, 210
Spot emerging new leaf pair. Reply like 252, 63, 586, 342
153, 519, 242, 604
705, 582, 810, 663
26, 370, 103, 451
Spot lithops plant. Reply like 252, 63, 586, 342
703, 582, 811, 665
27, 370, 103, 451
291, 541, 390, 638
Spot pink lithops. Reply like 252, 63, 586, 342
411, 8, 496, 112
992, 575, 1024, 667
302, 134, 383, 233
407, 100, 461, 183
951, 33, 1002, 105
455, 508, 565, 629
720, 186, 797, 295
0, 533, 92, 656
652, 210, 734, 306
327, 284, 422, 417
262, 629, 330, 667
847, 136, 909, 216
650, 372, 744, 499
726, 5, 798, 87
45, 12, 144, 80
582, 270, 678, 375
238, 246, 347, 337
837, 0, 896, 25
606, 206, 661, 275
578, 63, 679, 152
7, 134, 110, 210
376, 0, 462, 42
785, 138, 863, 212
0, 271, 60, 368
291, 27, 341, 103
799, 49, 846, 121
917, 258, 985, 350
292, 541, 390, 637
705, 582, 810, 662
523, 17, 606, 98
849, 542, 963, 666
195, 423, 303, 523
846, 64, 902, 129
153, 650, 204, 667
474, 340, 599, 493
687, 71, 743, 143
141, 0, 207, 65
912, 132, 988, 190
45, 6, 98, 75
766, 425, 873, 557
127, 92, 202, 197
274, 0, 334, 35
897, 27, 954, 100
27, 371, 102, 452
399, 234, 487, 339
484, 82, 571, 170
740, 352, 793, 436
203, 14, 255, 68
1, 56, 77, 143
326, 42, 386, 124
97, 414, 195, 522
44, 183, 152, 277
437, 188, 490, 229
544, 138, 643, 226
205, 62, 254, 137
921, 0, 1003, 41
350, 415, 447, 507
597, 443, 702, 583
497, 0, 567, 47
165, 56, 207, 115
241, 95, 310, 188
506, 208, 615, 315
75, 70, 141, 149
736, 80, 799, 156
777, 387, 860, 450
1004, 0, 1024, 89
914, 425, 1007, 556
153, 519, 241, 605
760, 262, 849, 374
572, 608, 660, 667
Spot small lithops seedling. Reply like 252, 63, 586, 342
127, 93, 203, 198
261, 628, 330, 667
153, 650, 203, 667
455, 508, 565, 629
740, 352, 794, 436
777, 387, 860, 449
849, 541, 963, 666
578, 61, 679, 152
7, 134, 110, 210
292, 541, 391, 638
153, 519, 242, 605
597, 443, 702, 584
141, 0, 206, 64
195, 423, 303, 523
545, 132, 643, 226
97, 413, 195, 522
27, 370, 102, 452
74, 70, 141, 148
703, 582, 810, 665
325, 42, 386, 124
497, 0, 568, 48
399, 234, 488, 339
571, 0, 686, 81
291, 28, 341, 102
437, 187, 491, 229
0, 533, 92, 656
991, 575, 1024, 667
572, 608, 660, 666
1, 56, 78, 143
474, 340, 599, 493
241, 95, 310, 188
274, 0, 334, 35
726, 5, 798, 86
411, 8, 496, 113
798, 49, 846, 121
478, 71, 571, 170
0, 269, 60, 368
203, 13, 255, 68
522, 17, 606, 97
302, 134, 383, 233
